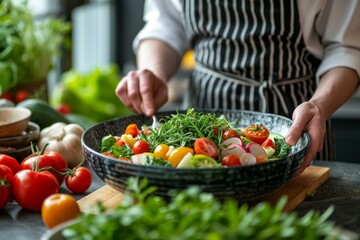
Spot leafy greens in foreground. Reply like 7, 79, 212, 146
62, 178, 344, 240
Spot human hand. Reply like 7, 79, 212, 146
115, 69, 168, 116
285, 101, 326, 176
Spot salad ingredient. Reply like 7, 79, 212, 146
222, 129, 240, 140
274, 138, 292, 158
0, 154, 21, 174
132, 140, 150, 155
41, 193, 81, 229
263, 146, 276, 158
261, 138, 276, 149
0, 164, 13, 208
221, 137, 244, 148
65, 167, 92, 194
221, 155, 241, 167
121, 134, 136, 148
21, 147, 68, 185
220, 144, 246, 159
12, 169, 59, 211
153, 144, 171, 160
190, 154, 219, 168
240, 153, 257, 166
124, 123, 139, 138
176, 152, 194, 168
131, 153, 155, 165
245, 142, 268, 160
167, 147, 194, 167
138, 109, 235, 150
37, 122, 84, 168
193, 138, 219, 159
62, 178, 342, 240
244, 124, 270, 144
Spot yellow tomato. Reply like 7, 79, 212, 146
167, 147, 194, 167
153, 144, 170, 160
41, 193, 81, 229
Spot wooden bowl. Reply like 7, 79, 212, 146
0, 107, 31, 137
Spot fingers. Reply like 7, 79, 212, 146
288, 102, 326, 177
115, 69, 167, 116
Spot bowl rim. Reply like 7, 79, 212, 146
0, 121, 40, 141
0, 107, 31, 127
81, 109, 310, 172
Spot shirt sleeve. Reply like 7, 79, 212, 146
133, 0, 191, 57
299, 0, 360, 81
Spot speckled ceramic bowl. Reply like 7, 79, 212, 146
81, 109, 310, 202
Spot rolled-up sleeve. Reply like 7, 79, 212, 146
133, 0, 191, 57
315, 0, 360, 80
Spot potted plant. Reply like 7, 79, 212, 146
0, 0, 70, 102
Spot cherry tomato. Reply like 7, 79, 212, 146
12, 169, 59, 211
41, 193, 81, 228
243, 124, 270, 144
213, 127, 219, 135
21, 151, 68, 185
167, 147, 194, 167
261, 138, 275, 149
65, 166, 92, 194
194, 138, 219, 159
222, 129, 240, 140
114, 137, 125, 147
56, 103, 72, 115
0, 154, 21, 175
221, 155, 241, 167
0, 165, 13, 208
15, 89, 29, 103
153, 144, 170, 160
125, 124, 139, 138
132, 140, 150, 155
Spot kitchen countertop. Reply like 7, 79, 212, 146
1, 160, 359, 240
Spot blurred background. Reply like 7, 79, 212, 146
0, 0, 359, 163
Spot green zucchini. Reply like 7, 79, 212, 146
17, 99, 70, 129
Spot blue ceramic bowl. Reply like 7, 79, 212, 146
81, 109, 309, 202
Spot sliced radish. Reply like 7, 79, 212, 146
220, 144, 246, 158
176, 152, 194, 168
245, 142, 268, 160
240, 153, 256, 166
221, 137, 244, 148
263, 146, 275, 158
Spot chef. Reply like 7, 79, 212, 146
115, 0, 360, 174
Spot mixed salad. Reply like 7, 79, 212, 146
100, 109, 292, 168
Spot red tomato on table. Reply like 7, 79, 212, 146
194, 138, 219, 159
21, 151, 68, 185
0, 165, 13, 208
12, 169, 59, 211
243, 125, 270, 144
65, 166, 92, 194
0, 154, 21, 175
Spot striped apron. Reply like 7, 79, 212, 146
180, 0, 334, 160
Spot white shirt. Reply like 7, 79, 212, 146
133, 0, 360, 81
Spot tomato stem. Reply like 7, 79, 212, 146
0, 179, 11, 188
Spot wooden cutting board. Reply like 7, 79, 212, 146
78, 165, 330, 213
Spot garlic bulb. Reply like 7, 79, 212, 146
38, 122, 85, 168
